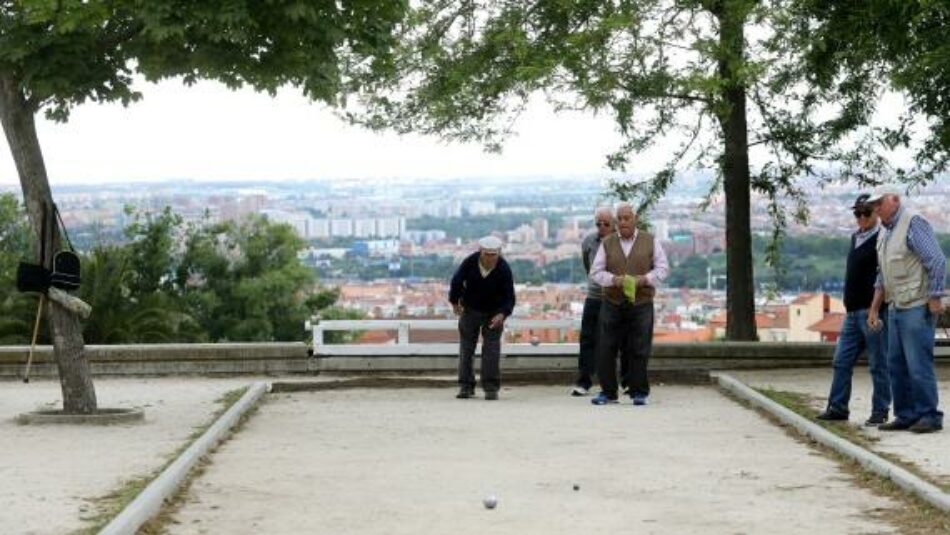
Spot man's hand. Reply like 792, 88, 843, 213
489, 313, 505, 330
928, 297, 945, 315
452, 303, 463, 316
612, 275, 624, 287
867, 309, 883, 332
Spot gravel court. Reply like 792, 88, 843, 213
734, 368, 950, 486
167, 385, 896, 535
0, 377, 250, 535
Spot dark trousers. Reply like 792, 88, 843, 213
457, 309, 502, 392
576, 297, 601, 389
577, 297, 629, 389
597, 300, 654, 398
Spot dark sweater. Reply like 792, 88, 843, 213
449, 252, 516, 316
844, 230, 879, 312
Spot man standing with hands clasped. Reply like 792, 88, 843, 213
449, 236, 516, 401
816, 194, 891, 426
867, 191, 946, 433
589, 202, 668, 406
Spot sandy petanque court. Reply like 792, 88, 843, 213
9, 374, 950, 534
164, 384, 900, 535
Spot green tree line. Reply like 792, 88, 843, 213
0, 194, 346, 344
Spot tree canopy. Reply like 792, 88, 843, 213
345, 0, 907, 339
0, 0, 407, 411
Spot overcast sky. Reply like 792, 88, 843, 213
0, 79, 649, 187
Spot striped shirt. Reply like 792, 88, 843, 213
874, 206, 946, 297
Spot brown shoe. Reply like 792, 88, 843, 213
909, 420, 943, 434
878, 420, 914, 431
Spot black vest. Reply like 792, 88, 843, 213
843, 230, 879, 312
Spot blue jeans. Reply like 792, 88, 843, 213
888, 304, 943, 425
826, 308, 890, 417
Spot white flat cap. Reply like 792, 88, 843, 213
478, 235, 503, 252
865, 189, 898, 204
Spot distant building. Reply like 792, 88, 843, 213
330, 218, 353, 237
354, 218, 377, 238
466, 200, 496, 215
788, 293, 844, 342
376, 217, 406, 238
532, 218, 549, 242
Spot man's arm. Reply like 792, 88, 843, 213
906, 216, 946, 298
868, 287, 885, 330
489, 262, 516, 329
589, 242, 617, 288
580, 233, 593, 274
449, 255, 471, 305
643, 239, 670, 287
906, 215, 946, 314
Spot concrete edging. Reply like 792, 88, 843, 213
712, 372, 950, 512
97, 381, 270, 535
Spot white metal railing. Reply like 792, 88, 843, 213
306, 317, 581, 356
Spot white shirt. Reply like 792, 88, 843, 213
589, 230, 669, 289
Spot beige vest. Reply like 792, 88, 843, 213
602, 231, 656, 305
877, 209, 930, 309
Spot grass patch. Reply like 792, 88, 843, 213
732, 387, 950, 534
72, 386, 252, 535
136, 388, 264, 534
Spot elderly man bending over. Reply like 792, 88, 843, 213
589, 202, 668, 406
449, 236, 516, 401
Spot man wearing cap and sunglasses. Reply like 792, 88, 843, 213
866, 191, 946, 433
572, 206, 617, 396
449, 235, 516, 400
816, 194, 891, 426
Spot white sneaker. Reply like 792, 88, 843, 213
570, 385, 589, 396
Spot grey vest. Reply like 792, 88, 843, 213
877, 209, 930, 309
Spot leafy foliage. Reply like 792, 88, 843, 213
0, 0, 409, 119
0, 200, 347, 343
798, 0, 950, 183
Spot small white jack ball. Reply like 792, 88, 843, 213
530, 336, 540, 346
483, 495, 498, 509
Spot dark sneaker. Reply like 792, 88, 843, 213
909, 420, 943, 434
591, 392, 618, 405
570, 385, 589, 397
864, 414, 888, 427
816, 409, 849, 422
456, 388, 474, 399
485, 391, 499, 401
632, 394, 648, 406
878, 419, 914, 431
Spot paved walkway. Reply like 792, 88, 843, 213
167, 385, 897, 535
735, 368, 950, 486
0, 377, 248, 535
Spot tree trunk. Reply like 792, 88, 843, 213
0, 74, 97, 412
715, 4, 758, 341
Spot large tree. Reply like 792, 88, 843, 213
800, 0, 950, 178
347, 0, 897, 340
0, 1, 406, 412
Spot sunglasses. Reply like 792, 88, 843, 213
595, 221, 611, 227
853, 209, 872, 218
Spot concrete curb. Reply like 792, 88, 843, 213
98, 381, 270, 535
712, 372, 950, 512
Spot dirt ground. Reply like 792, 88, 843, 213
735, 367, 950, 486
166, 385, 898, 535
0, 377, 249, 535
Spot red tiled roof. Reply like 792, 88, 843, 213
808, 312, 845, 333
